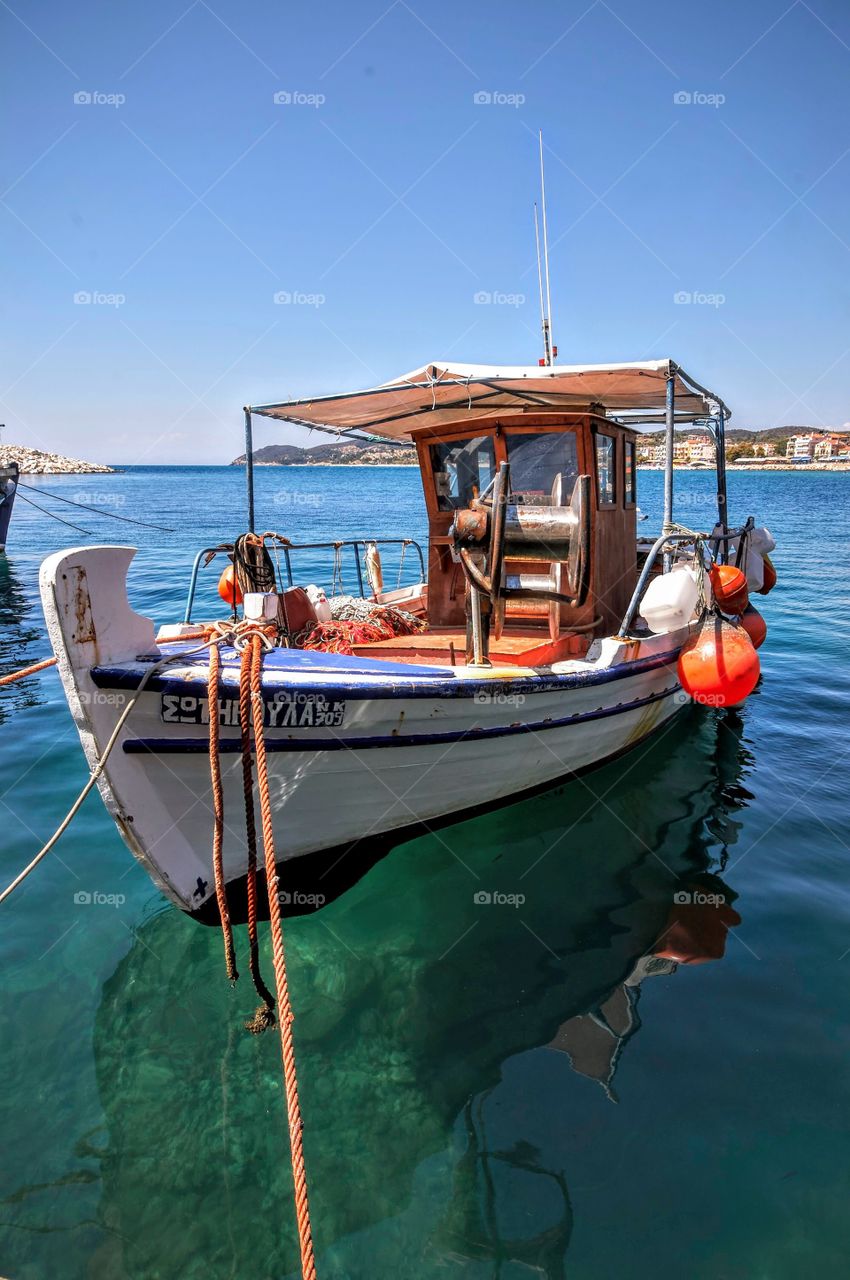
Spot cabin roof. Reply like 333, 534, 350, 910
249, 359, 730, 442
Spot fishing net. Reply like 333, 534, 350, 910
297, 597, 426, 655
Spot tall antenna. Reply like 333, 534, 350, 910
533, 203, 552, 367
536, 130, 556, 365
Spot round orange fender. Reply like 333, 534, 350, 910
740, 604, 767, 649
709, 563, 749, 615
217, 565, 243, 607
757, 554, 777, 595
678, 616, 760, 707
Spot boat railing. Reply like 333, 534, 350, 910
183, 537, 426, 624
618, 518, 754, 639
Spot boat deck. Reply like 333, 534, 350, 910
351, 627, 592, 667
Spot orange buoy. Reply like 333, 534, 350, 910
217, 564, 243, 607
709, 563, 749, 616
740, 604, 767, 650
678, 616, 760, 707
757, 554, 777, 595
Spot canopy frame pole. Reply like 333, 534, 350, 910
243, 406, 255, 533
715, 407, 728, 562
662, 373, 676, 571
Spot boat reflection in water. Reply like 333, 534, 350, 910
0, 556, 47, 721
91, 704, 754, 1278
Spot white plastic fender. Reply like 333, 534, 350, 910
640, 566, 702, 634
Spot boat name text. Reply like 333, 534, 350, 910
160, 692, 346, 729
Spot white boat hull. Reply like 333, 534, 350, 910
40, 546, 691, 917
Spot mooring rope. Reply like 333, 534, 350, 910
239, 641, 275, 1031
208, 641, 238, 984
2, 621, 319, 1274
15, 480, 175, 532
0, 635, 229, 904
13, 489, 92, 535
248, 632, 317, 1279
0, 656, 57, 686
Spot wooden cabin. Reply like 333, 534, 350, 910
247, 359, 727, 666
415, 409, 638, 640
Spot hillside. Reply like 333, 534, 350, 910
231, 439, 415, 466
636, 425, 849, 445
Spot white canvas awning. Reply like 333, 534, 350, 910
249, 359, 730, 441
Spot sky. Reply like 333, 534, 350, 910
3, 0, 850, 464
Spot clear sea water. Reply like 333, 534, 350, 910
1, 464, 848, 1279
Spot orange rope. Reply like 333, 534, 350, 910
208, 641, 238, 983
239, 642, 275, 1029
249, 633, 317, 1279
0, 656, 57, 686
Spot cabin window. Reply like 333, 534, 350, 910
595, 432, 616, 505
625, 439, 637, 505
430, 436, 495, 511
505, 431, 578, 505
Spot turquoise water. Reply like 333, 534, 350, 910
2, 464, 849, 1279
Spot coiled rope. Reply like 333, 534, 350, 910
248, 631, 316, 1278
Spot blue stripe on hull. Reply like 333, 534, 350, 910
122, 685, 681, 754
95, 648, 680, 703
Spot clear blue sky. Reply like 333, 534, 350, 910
3, 0, 849, 463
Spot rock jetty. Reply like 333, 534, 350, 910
0, 444, 114, 475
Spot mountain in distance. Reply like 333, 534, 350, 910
231, 439, 415, 466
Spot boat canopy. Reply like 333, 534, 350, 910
249, 359, 731, 441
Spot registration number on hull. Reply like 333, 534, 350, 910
160, 692, 346, 729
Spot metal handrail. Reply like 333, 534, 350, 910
182, 537, 426, 624
183, 544, 234, 624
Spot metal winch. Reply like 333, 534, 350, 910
450, 462, 590, 664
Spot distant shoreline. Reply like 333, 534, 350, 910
245, 461, 850, 473
639, 463, 850, 473
243, 461, 419, 468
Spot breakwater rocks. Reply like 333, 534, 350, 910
0, 445, 114, 475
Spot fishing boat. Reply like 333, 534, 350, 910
0, 461, 18, 551
39, 357, 777, 923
